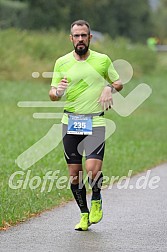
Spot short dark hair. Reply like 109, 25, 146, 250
71, 20, 90, 34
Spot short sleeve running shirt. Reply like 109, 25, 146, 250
51, 50, 119, 127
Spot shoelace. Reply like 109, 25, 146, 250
92, 201, 101, 213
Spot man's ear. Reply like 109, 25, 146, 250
69, 34, 73, 42
89, 34, 93, 40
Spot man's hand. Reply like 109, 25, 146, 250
49, 77, 68, 101
56, 77, 68, 96
98, 86, 113, 110
98, 79, 123, 110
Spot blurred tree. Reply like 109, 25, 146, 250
152, 0, 167, 42
0, 0, 27, 28
66, 0, 153, 42
23, 0, 70, 29
106, 0, 152, 42
0, 0, 154, 42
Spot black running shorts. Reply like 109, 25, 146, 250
62, 124, 105, 164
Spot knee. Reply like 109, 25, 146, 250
87, 169, 102, 180
68, 165, 83, 184
86, 159, 103, 179
70, 174, 80, 184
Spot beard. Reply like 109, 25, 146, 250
74, 42, 89, 56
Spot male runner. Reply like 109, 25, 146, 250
49, 20, 123, 231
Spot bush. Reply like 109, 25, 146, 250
91, 36, 157, 77
0, 0, 28, 29
0, 29, 158, 82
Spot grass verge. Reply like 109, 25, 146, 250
0, 69, 167, 229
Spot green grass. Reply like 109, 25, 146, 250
0, 80, 72, 228
0, 69, 167, 229
104, 71, 167, 176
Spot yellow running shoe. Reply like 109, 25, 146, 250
75, 213, 90, 231
89, 199, 103, 224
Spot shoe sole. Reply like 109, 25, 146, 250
75, 222, 92, 231
75, 227, 88, 231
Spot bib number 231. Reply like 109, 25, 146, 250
67, 115, 92, 135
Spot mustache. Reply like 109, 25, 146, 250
77, 42, 85, 46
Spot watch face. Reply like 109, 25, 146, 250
56, 90, 61, 97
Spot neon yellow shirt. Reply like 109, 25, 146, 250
51, 50, 119, 126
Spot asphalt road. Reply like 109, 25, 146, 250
0, 163, 167, 252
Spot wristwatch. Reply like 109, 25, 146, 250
55, 90, 63, 97
107, 84, 117, 94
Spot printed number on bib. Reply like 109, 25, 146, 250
67, 114, 92, 135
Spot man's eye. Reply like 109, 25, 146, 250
81, 34, 87, 38
73, 34, 88, 38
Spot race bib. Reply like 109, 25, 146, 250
67, 114, 92, 135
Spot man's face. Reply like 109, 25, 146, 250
70, 25, 92, 56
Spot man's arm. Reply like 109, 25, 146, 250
49, 77, 68, 101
